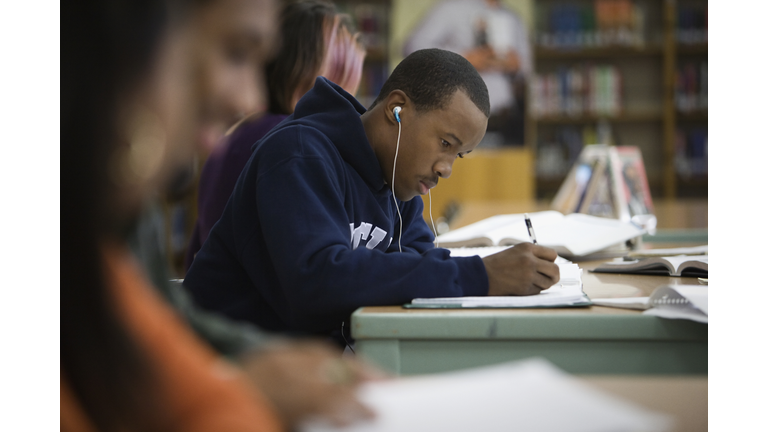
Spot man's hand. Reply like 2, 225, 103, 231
240, 340, 384, 429
482, 243, 560, 296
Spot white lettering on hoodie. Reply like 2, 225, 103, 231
349, 222, 389, 250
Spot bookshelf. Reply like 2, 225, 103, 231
336, 0, 393, 109
529, 0, 707, 200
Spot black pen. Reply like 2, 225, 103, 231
524, 213, 538, 245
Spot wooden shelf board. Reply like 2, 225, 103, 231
676, 176, 708, 187
535, 45, 664, 59
676, 44, 708, 55
676, 111, 708, 122
534, 111, 663, 124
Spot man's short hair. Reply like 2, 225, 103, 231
370, 48, 490, 118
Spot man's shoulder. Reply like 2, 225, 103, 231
256, 123, 339, 160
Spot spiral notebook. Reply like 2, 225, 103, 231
592, 284, 707, 323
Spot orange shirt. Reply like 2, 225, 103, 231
61, 244, 284, 432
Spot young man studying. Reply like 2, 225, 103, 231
184, 48, 560, 344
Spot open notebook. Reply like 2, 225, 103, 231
406, 261, 589, 308
591, 284, 708, 323
434, 211, 644, 259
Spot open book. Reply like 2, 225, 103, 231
435, 211, 644, 259
406, 262, 589, 309
592, 255, 707, 277
592, 284, 708, 323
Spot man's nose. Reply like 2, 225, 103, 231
434, 158, 454, 179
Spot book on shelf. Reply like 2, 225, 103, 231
434, 210, 644, 259
592, 255, 707, 277
406, 261, 588, 309
536, 0, 647, 49
530, 65, 622, 119
591, 284, 707, 323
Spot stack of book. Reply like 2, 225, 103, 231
552, 145, 654, 222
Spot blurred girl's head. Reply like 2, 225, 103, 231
267, 0, 366, 115
62, 0, 277, 429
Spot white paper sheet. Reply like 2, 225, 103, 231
301, 358, 671, 432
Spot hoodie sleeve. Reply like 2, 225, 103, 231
244, 127, 488, 332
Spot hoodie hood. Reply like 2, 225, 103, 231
290, 77, 387, 192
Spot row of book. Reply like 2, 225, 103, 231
535, 0, 647, 49
677, 5, 707, 45
675, 128, 707, 178
530, 65, 623, 118
675, 61, 707, 113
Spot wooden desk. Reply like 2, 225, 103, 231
351, 260, 707, 376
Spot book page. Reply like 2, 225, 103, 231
482, 211, 564, 246
434, 214, 526, 247
301, 358, 671, 432
533, 213, 644, 257
663, 255, 708, 274
627, 245, 708, 258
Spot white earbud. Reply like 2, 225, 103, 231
393, 106, 402, 123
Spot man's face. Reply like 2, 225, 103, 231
391, 90, 488, 201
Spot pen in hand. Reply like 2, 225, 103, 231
524, 213, 537, 245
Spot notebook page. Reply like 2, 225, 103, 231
411, 263, 585, 308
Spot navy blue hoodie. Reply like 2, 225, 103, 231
184, 77, 488, 338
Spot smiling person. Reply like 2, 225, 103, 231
183, 48, 561, 345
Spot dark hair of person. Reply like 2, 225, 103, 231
370, 48, 491, 118
61, 0, 173, 430
266, 0, 358, 114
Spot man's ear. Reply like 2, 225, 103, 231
385, 90, 409, 125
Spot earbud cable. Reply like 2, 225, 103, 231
428, 190, 439, 248
392, 121, 403, 252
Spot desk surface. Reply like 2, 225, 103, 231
351, 258, 707, 376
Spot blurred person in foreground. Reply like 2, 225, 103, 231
186, 0, 366, 270
61, 0, 377, 430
